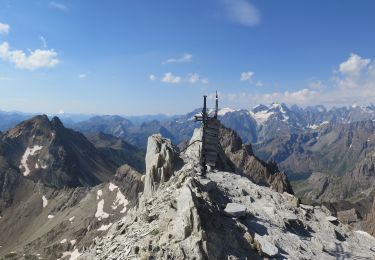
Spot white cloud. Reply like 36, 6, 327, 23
40, 36, 47, 48
149, 74, 157, 81
161, 72, 181, 84
339, 53, 370, 76
220, 53, 375, 108
49, 1, 67, 11
58, 109, 65, 115
164, 53, 192, 64
222, 0, 260, 26
0, 23, 10, 35
240, 71, 254, 81
186, 73, 209, 84
201, 78, 209, 85
0, 41, 59, 70
255, 81, 263, 87
78, 73, 87, 79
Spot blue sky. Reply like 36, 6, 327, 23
0, 0, 375, 115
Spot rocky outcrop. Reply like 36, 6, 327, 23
112, 164, 144, 206
337, 208, 361, 224
143, 134, 180, 197
80, 160, 375, 259
218, 126, 294, 194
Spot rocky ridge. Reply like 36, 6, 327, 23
80, 130, 375, 259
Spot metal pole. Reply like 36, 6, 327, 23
201, 95, 207, 176
214, 91, 218, 119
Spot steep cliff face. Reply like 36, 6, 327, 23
218, 126, 294, 194
302, 151, 375, 203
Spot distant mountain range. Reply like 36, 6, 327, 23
2, 104, 375, 202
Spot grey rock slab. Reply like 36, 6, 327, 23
254, 234, 279, 257
224, 203, 247, 218
326, 216, 338, 222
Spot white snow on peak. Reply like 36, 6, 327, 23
19, 145, 43, 176
98, 223, 113, 231
307, 124, 319, 130
42, 196, 48, 208
217, 107, 235, 116
249, 110, 275, 125
95, 199, 109, 220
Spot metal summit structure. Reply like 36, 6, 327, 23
194, 92, 220, 175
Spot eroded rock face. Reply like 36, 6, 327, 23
218, 126, 294, 194
112, 164, 144, 206
144, 134, 179, 197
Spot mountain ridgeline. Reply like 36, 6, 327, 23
0, 111, 374, 258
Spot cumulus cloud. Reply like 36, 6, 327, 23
164, 53, 192, 64
0, 42, 59, 70
222, 0, 260, 26
0, 23, 10, 34
49, 1, 67, 11
161, 72, 181, 84
339, 53, 370, 76
149, 74, 157, 81
186, 73, 209, 84
219, 53, 375, 108
240, 71, 254, 81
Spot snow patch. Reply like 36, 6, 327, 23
108, 182, 129, 213
95, 199, 109, 220
69, 216, 75, 222
42, 196, 48, 208
60, 239, 67, 244
96, 189, 102, 200
217, 107, 235, 116
249, 110, 275, 124
19, 145, 43, 176
70, 239, 76, 246
108, 182, 118, 191
48, 214, 54, 219
97, 223, 112, 231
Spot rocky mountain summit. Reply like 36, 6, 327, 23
0, 115, 118, 188
79, 130, 375, 259
0, 115, 374, 259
